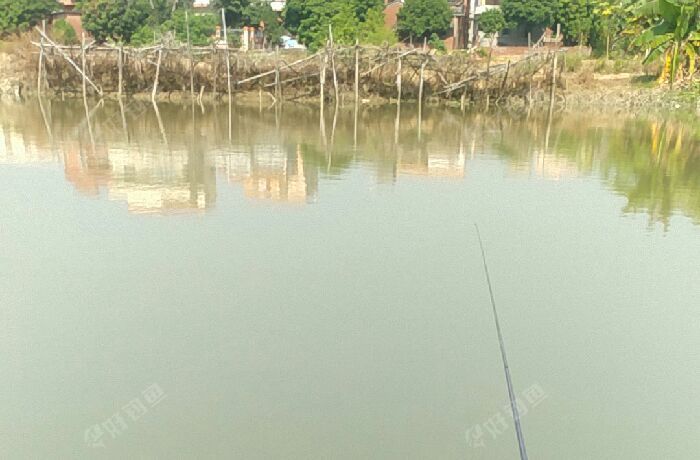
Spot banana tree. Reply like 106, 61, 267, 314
633, 0, 699, 88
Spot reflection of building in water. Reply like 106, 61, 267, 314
397, 147, 466, 178
64, 144, 216, 214
216, 144, 317, 203
0, 128, 55, 165
509, 149, 582, 180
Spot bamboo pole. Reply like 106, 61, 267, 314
354, 39, 360, 104
152, 47, 162, 102
37, 20, 46, 95
221, 9, 232, 104
186, 10, 194, 99
320, 53, 326, 113
418, 58, 426, 122
35, 27, 102, 96
118, 44, 124, 97
274, 45, 281, 103
396, 55, 402, 108
328, 27, 339, 103
81, 32, 87, 102
549, 50, 558, 109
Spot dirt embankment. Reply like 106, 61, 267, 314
0, 52, 32, 99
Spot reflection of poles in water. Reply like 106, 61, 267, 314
152, 101, 168, 146
37, 96, 53, 143
81, 32, 88, 106
353, 98, 358, 151
475, 224, 529, 460
118, 97, 129, 143
83, 93, 95, 154
228, 93, 232, 141
330, 100, 339, 147
394, 98, 400, 145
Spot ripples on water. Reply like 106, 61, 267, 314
1, 99, 698, 228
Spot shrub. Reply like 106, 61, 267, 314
52, 18, 77, 45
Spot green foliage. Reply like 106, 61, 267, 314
213, 0, 250, 27
283, 0, 389, 49
396, 0, 452, 41
556, 0, 593, 45
78, 0, 151, 43
163, 10, 218, 46
0, 0, 58, 35
52, 18, 78, 45
129, 24, 158, 46
632, 0, 700, 87
501, 0, 558, 32
478, 9, 507, 38
428, 32, 446, 51
590, 0, 629, 56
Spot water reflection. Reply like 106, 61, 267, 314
0, 100, 698, 226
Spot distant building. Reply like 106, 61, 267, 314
383, 0, 502, 50
53, 0, 83, 37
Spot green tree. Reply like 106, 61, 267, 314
162, 9, 218, 46
555, 0, 593, 45
0, 0, 58, 36
283, 0, 388, 49
213, 0, 249, 27
78, 0, 151, 43
478, 8, 507, 43
501, 0, 559, 34
396, 0, 453, 42
52, 18, 78, 44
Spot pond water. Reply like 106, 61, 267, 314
1, 99, 699, 459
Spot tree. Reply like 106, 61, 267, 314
396, 0, 453, 42
478, 9, 506, 69
283, 0, 389, 49
555, 0, 593, 45
163, 9, 218, 46
590, 0, 628, 58
78, 0, 151, 43
0, 0, 58, 36
52, 18, 78, 44
632, 0, 700, 88
501, 0, 558, 34
213, 0, 250, 27
478, 8, 507, 45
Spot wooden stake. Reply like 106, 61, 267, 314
549, 50, 558, 108
396, 56, 402, 108
274, 45, 281, 103
186, 10, 194, 99
118, 44, 124, 97
38, 20, 45, 96
221, 9, 232, 104
320, 53, 326, 113
418, 58, 426, 123
81, 32, 87, 102
328, 27, 339, 103
354, 39, 360, 104
152, 47, 162, 103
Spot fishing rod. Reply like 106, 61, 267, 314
475, 224, 528, 460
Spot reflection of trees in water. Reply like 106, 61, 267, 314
1, 99, 698, 226
485, 113, 700, 228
